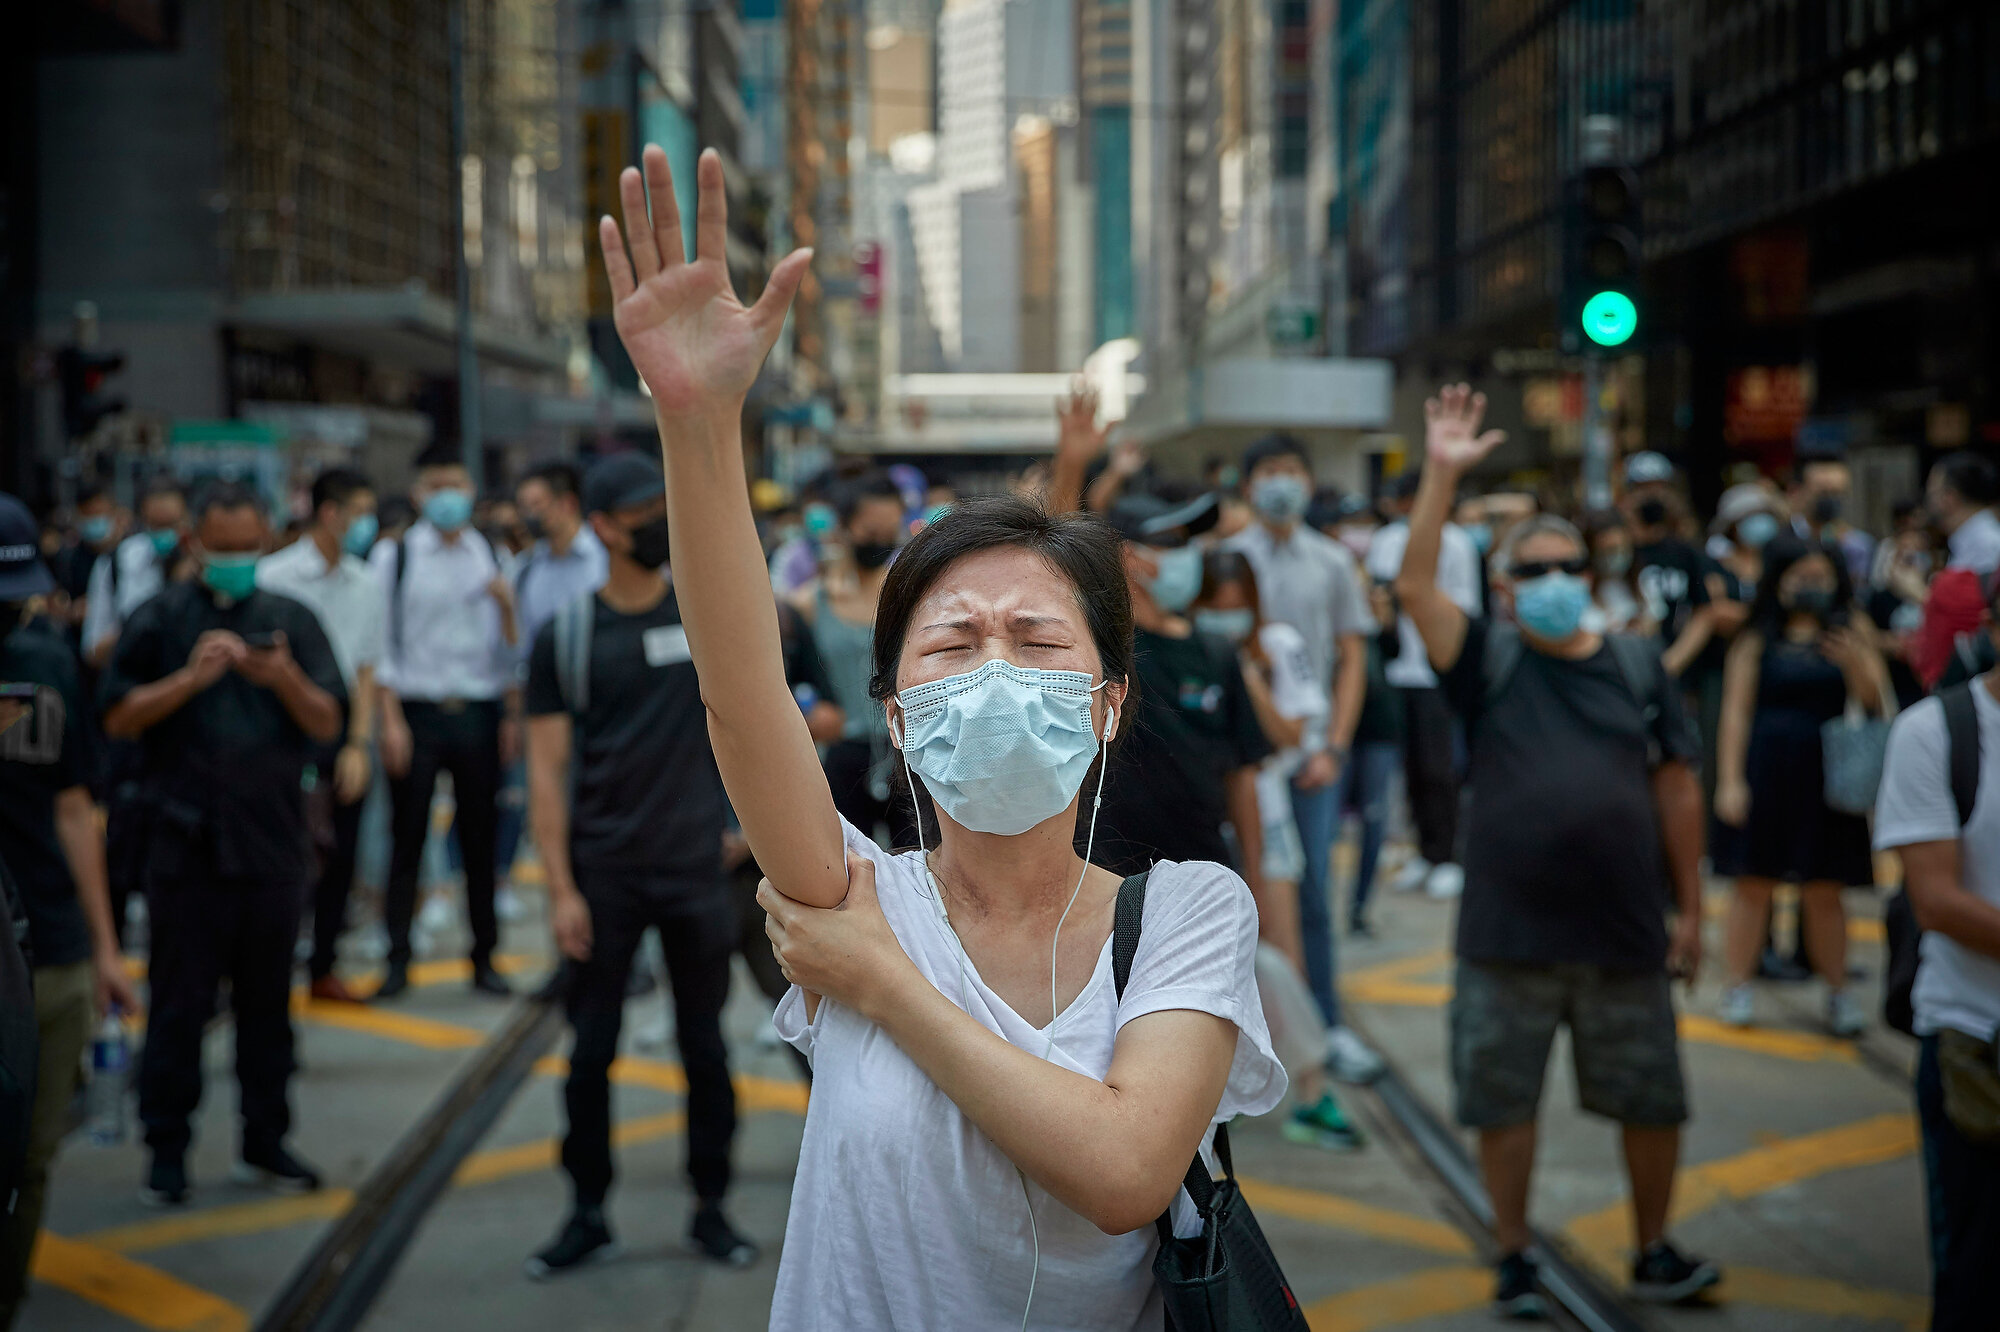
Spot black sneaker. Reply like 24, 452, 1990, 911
525, 1209, 620, 1280
1491, 1253, 1546, 1320
141, 1154, 191, 1208
236, 1143, 322, 1193
688, 1202, 759, 1267
374, 963, 410, 1001
1631, 1240, 1720, 1304
471, 965, 512, 997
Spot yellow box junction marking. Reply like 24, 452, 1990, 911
30, 1232, 249, 1331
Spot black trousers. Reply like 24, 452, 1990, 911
1399, 685, 1461, 867
731, 855, 812, 1081
1918, 1035, 2000, 1331
386, 700, 500, 969
139, 875, 301, 1158
309, 790, 365, 981
562, 871, 737, 1208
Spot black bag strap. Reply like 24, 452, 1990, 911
1110, 868, 1226, 1231
1940, 680, 1982, 827
389, 535, 409, 659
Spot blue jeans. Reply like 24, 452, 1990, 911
1347, 741, 1402, 925
1291, 768, 1348, 1028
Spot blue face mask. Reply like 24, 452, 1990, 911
1467, 523, 1494, 555
80, 516, 115, 544
1193, 607, 1256, 644
1513, 572, 1591, 641
1736, 512, 1779, 550
343, 513, 379, 557
147, 527, 180, 557
1250, 474, 1311, 523
201, 552, 260, 602
423, 488, 473, 531
895, 659, 1109, 836
1147, 544, 1203, 613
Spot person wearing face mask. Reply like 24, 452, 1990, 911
789, 470, 912, 848
100, 481, 345, 1208
1226, 436, 1386, 1084
595, 147, 1288, 1331
1714, 536, 1890, 1036
523, 453, 757, 1276
1583, 510, 1654, 636
82, 477, 193, 670
370, 443, 520, 1000
1911, 451, 2000, 689
47, 485, 122, 643
254, 468, 386, 1004
1623, 460, 1718, 681
1398, 385, 1716, 1315
1787, 455, 1874, 584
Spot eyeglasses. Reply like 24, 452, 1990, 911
1510, 557, 1590, 580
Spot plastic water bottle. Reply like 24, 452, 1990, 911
86, 1013, 129, 1146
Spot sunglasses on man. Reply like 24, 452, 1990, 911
1510, 557, 1591, 581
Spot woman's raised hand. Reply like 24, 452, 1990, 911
598, 145, 813, 418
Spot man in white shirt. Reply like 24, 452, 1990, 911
1875, 617, 2000, 1332
373, 446, 520, 999
257, 467, 385, 1003
82, 478, 192, 667
1224, 434, 1382, 1084
1366, 470, 1483, 900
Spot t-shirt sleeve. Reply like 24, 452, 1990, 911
1644, 641, 1701, 764
98, 599, 166, 710
285, 604, 349, 712
1328, 547, 1378, 637
1874, 699, 1959, 850
1116, 860, 1287, 1121
1364, 521, 1407, 583
524, 621, 563, 717
1438, 615, 1492, 719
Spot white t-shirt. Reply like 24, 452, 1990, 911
770, 818, 1286, 1332
1365, 520, 1482, 689
1874, 686, 2000, 1041
1255, 621, 1327, 824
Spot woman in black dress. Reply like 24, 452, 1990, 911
1715, 535, 1890, 1037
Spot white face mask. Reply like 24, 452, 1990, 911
894, 659, 1112, 836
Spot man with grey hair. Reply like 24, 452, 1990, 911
1396, 385, 1717, 1316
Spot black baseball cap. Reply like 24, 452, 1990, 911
582, 453, 666, 515
1106, 491, 1221, 545
0, 494, 53, 601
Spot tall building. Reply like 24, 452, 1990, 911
1078, 0, 1135, 345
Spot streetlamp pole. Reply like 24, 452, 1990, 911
449, 0, 483, 493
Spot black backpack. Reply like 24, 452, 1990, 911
0, 850, 36, 1219
1883, 681, 1983, 1036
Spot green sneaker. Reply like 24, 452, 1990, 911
1282, 1093, 1365, 1151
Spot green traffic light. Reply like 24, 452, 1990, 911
1581, 290, 1638, 347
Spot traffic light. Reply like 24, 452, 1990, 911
1563, 161, 1642, 350
58, 346, 127, 439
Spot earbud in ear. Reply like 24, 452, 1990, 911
1102, 703, 1118, 745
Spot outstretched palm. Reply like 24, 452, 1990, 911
598, 145, 812, 416
1424, 382, 1507, 473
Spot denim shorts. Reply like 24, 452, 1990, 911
1450, 960, 1688, 1129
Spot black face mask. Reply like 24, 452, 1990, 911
625, 516, 672, 570
1635, 498, 1669, 527
522, 513, 548, 541
1786, 585, 1837, 620
1811, 495, 1843, 525
852, 541, 896, 570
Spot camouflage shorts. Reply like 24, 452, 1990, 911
1449, 961, 1688, 1129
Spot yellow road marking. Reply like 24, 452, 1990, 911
1299, 1263, 1489, 1331
87, 1191, 357, 1255
454, 1110, 687, 1187
30, 1232, 249, 1331
1565, 1112, 1918, 1265
1237, 1177, 1473, 1257
1720, 1265, 1927, 1331
292, 996, 485, 1049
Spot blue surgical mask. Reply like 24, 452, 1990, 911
423, 488, 473, 531
1249, 474, 1311, 523
895, 659, 1109, 836
1467, 523, 1493, 555
80, 516, 115, 544
343, 513, 379, 557
1513, 572, 1591, 641
1194, 608, 1256, 644
147, 527, 180, 557
201, 552, 260, 602
1736, 513, 1779, 550
1147, 544, 1203, 613
803, 503, 838, 538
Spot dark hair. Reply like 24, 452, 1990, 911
523, 461, 582, 500
378, 497, 416, 532
76, 484, 110, 508
1387, 470, 1423, 502
415, 442, 467, 473
193, 479, 266, 523
1241, 433, 1310, 475
835, 469, 906, 527
1933, 451, 2000, 508
139, 477, 188, 507
310, 466, 372, 515
867, 495, 1133, 705
1579, 508, 1628, 545
1747, 533, 1852, 638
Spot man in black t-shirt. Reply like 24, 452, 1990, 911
101, 482, 346, 1208
1397, 388, 1718, 1314
523, 454, 756, 1277
1093, 494, 1269, 884
1622, 455, 1716, 679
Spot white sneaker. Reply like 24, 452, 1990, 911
416, 892, 456, 934
1721, 985, 1755, 1028
1324, 1025, 1387, 1085
1827, 989, 1867, 1039
496, 887, 528, 923
1391, 857, 1432, 894
1424, 863, 1465, 899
